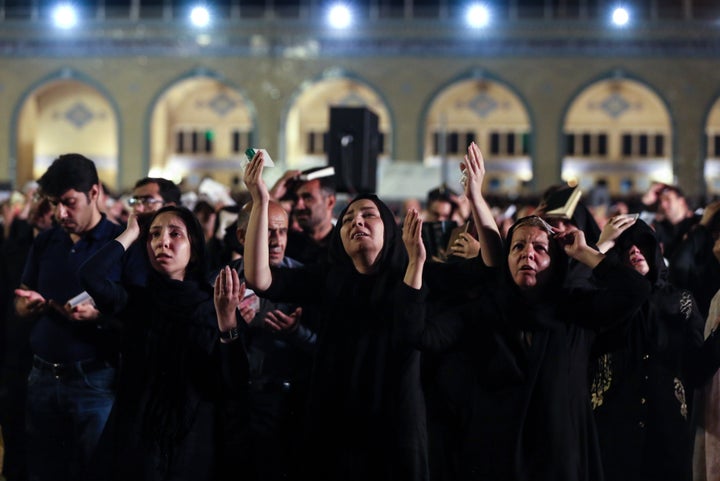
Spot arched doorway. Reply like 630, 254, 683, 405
703, 97, 720, 196
14, 77, 118, 189
283, 75, 392, 171
148, 75, 254, 189
562, 76, 672, 197
422, 75, 532, 196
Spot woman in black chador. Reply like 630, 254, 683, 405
591, 218, 720, 481
80, 206, 248, 481
242, 151, 428, 481
399, 210, 651, 481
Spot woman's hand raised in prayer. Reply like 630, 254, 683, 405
402, 208, 426, 290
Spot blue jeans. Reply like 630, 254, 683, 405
25, 358, 116, 481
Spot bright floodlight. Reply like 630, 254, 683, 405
328, 3, 352, 29
190, 5, 211, 27
52, 3, 78, 29
466, 3, 490, 28
611, 6, 630, 26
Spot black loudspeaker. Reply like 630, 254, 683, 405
328, 106, 379, 194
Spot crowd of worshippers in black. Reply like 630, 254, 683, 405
2, 148, 720, 481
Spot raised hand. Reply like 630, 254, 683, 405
458, 142, 503, 267
402, 208, 426, 289
269, 169, 302, 201
115, 210, 141, 250
460, 142, 487, 203
402, 208, 426, 267
556, 227, 605, 269
214, 266, 244, 333
701, 200, 720, 227
243, 150, 270, 203
449, 232, 480, 259
596, 214, 638, 253
556, 227, 585, 257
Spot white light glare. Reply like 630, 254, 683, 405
611, 6, 630, 26
328, 3, 352, 29
466, 3, 490, 28
52, 3, 78, 29
190, 5, 211, 28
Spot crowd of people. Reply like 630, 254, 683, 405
1, 146, 720, 481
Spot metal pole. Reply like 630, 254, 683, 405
440, 112, 448, 186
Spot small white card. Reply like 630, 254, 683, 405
66, 291, 95, 308
240, 289, 260, 311
254, 149, 274, 167
245, 148, 274, 167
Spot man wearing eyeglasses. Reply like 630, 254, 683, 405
128, 177, 181, 214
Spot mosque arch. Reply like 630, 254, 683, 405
701, 94, 720, 197
145, 68, 257, 189
419, 69, 535, 196
11, 68, 120, 189
281, 69, 394, 173
561, 72, 673, 199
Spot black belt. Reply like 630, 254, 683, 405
32, 355, 112, 379
248, 379, 292, 393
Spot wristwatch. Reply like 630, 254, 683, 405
219, 326, 239, 342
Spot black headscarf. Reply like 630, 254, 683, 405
325, 194, 408, 311
138, 206, 216, 457
612, 219, 667, 288
314, 194, 409, 426
139, 205, 211, 285
571, 201, 602, 247
504, 215, 569, 298
608, 219, 674, 353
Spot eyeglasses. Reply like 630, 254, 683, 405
128, 196, 164, 208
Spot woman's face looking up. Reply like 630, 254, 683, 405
340, 198, 385, 271
147, 212, 192, 281
507, 225, 553, 290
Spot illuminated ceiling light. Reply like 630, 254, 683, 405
327, 3, 352, 29
52, 3, 78, 29
611, 6, 630, 27
190, 5, 211, 28
466, 3, 490, 29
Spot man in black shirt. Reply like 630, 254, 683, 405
650, 184, 700, 259
283, 167, 337, 264
14, 154, 123, 481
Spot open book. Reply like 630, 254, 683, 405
542, 186, 582, 220
298, 166, 335, 182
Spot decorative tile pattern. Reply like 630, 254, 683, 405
64, 101, 94, 129
599, 92, 630, 118
208, 92, 237, 117
467, 92, 498, 118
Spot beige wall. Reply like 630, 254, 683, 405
0, 54, 717, 199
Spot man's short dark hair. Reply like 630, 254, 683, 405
299, 167, 336, 195
281, 167, 336, 201
133, 177, 182, 205
37, 153, 99, 198
426, 184, 458, 206
658, 184, 685, 200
